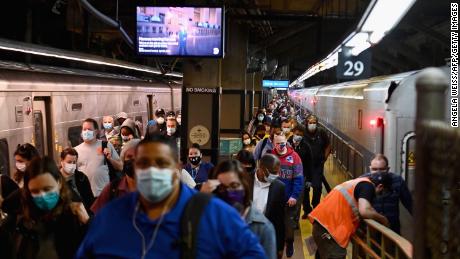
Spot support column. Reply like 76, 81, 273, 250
220, 21, 248, 137
181, 20, 249, 164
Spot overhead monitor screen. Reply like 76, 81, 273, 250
136, 7, 224, 57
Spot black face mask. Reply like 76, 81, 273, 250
189, 156, 201, 166
123, 159, 135, 178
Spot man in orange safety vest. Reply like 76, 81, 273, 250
308, 172, 391, 258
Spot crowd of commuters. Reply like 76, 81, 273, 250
0, 96, 412, 259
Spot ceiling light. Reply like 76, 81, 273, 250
345, 32, 369, 47
0, 38, 183, 78
369, 31, 385, 44
361, 0, 416, 33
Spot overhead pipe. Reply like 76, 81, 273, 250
78, 0, 134, 49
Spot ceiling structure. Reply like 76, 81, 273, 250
0, 0, 451, 85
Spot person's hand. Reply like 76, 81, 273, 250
103, 148, 111, 159
287, 197, 297, 207
200, 179, 220, 193
71, 202, 90, 224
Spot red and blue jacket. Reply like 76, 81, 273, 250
269, 147, 304, 201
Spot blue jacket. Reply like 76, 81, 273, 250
253, 137, 273, 161
364, 172, 413, 233
183, 161, 214, 184
76, 184, 266, 259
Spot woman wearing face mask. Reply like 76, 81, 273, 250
60, 148, 94, 212
183, 143, 214, 186
241, 131, 256, 152
101, 116, 119, 141
101, 116, 122, 154
0, 156, 89, 259
13, 143, 40, 188
120, 118, 140, 147
247, 109, 266, 136
202, 160, 277, 259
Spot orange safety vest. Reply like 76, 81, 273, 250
308, 177, 373, 248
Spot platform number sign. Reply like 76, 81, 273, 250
337, 47, 371, 80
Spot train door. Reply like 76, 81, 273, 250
33, 97, 53, 158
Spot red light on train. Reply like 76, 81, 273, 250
370, 117, 384, 127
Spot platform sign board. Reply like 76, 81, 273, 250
337, 47, 371, 80
262, 80, 289, 89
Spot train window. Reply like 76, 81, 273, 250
358, 109, 363, 129
68, 126, 83, 147
133, 100, 140, 106
71, 103, 82, 111
0, 139, 10, 176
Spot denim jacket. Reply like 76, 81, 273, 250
246, 205, 277, 259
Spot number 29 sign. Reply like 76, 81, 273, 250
336, 47, 371, 80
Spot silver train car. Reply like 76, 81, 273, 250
289, 68, 450, 194
0, 61, 181, 177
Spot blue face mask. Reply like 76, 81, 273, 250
82, 130, 94, 141
136, 167, 173, 203
103, 123, 112, 130
32, 191, 60, 211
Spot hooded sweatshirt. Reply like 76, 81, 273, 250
269, 147, 303, 201
120, 118, 139, 139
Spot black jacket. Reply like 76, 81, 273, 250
68, 170, 95, 212
264, 179, 286, 252
290, 139, 311, 181
0, 207, 87, 259
0, 175, 19, 201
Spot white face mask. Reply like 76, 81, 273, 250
243, 139, 251, 145
62, 162, 76, 175
167, 127, 176, 135
16, 162, 26, 172
308, 123, 317, 132
282, 127, 291, 134
156, 117, 165, 124
121, 135, 131, 142
176, 117, 181, 125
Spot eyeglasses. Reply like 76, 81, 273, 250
215, 182, 242, 192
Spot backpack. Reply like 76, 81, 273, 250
102, 141, 122, 182
180, 192, 212, 259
